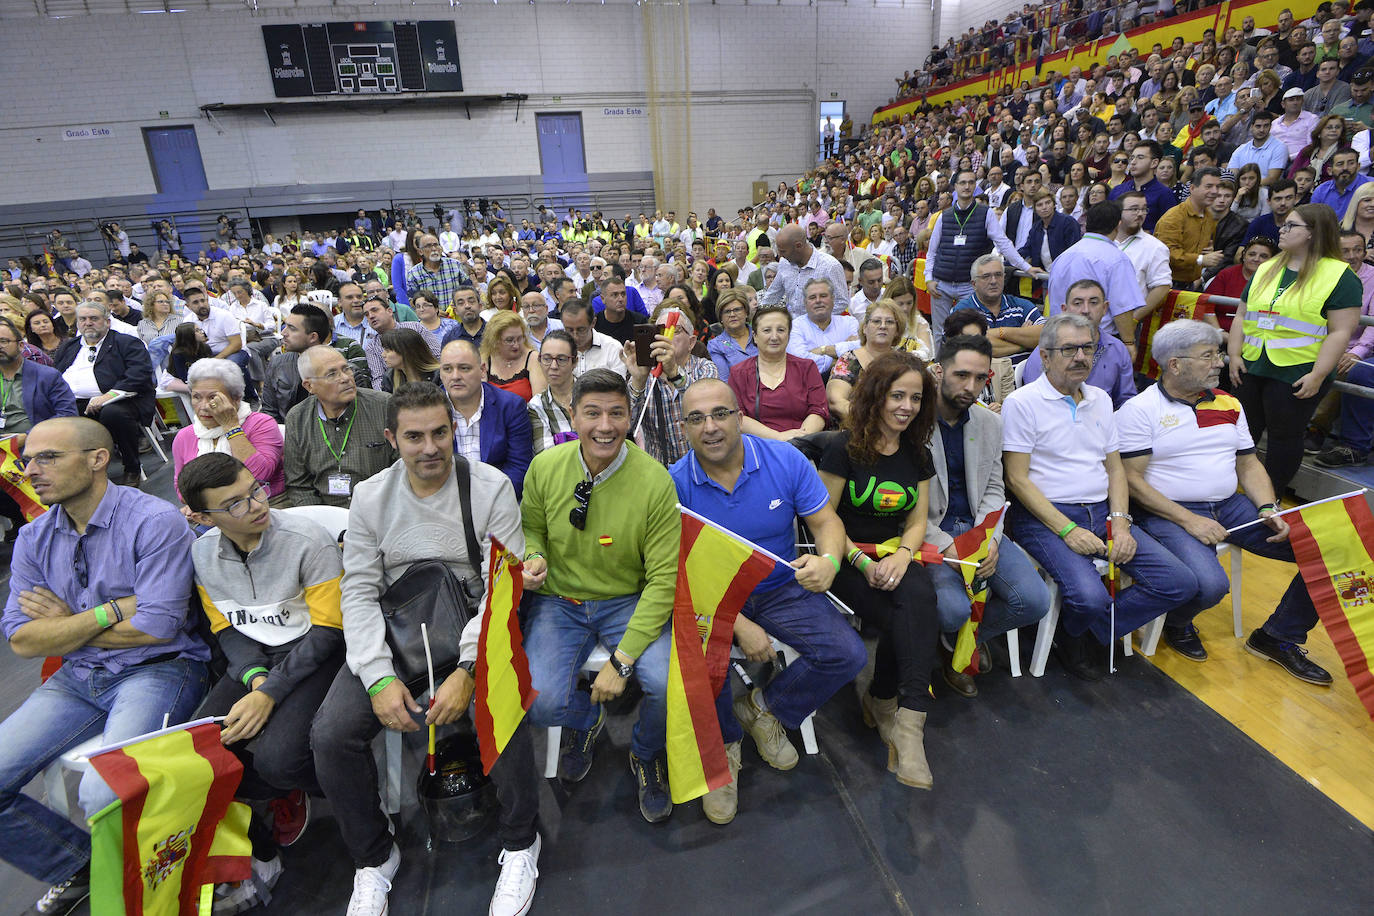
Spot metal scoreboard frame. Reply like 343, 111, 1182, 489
263, 21, 463, 98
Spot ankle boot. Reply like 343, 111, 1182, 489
860, 691, 898, 744
890, 708, 933, 790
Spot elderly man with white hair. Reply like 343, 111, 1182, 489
1116, 319, 1332, 685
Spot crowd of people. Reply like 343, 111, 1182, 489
1, 9, 1370, 913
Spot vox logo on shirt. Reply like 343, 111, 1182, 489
848, 477, 916, 513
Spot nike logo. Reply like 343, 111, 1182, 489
769, 499, 783, 510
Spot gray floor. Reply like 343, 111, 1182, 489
3, 452, 1374, 915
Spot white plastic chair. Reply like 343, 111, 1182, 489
41, 735, 104, 820
1136, 543, 1244, 657
1027, 557, 1132, 675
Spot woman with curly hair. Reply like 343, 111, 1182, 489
480, 309, 547, 401
818, 350, 940, 790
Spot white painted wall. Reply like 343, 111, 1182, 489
0, 2, 932, 214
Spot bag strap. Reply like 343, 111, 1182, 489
454, 455, 484, 578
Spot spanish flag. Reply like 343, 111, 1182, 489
1134, 290, 1215, 379
913, 258, 932, 317
0, 437, 45, 523
474, 537, 538, 774
951, 505, 1007, 675
86, 719, 252, 916
1285, 494, 1374, 720
665, 510, 774, 803
1194, 390, 1242, 428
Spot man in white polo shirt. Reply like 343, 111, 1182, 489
1001, 313, 1196, 681
1116, 320, 1332, 685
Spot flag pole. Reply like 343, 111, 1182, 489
1106, 517, 1117, 675
422, 622, 437, 776
1224, 488, 1369, 535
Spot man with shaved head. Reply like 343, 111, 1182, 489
758, 224, 849, 319
0, 417, 209, 914
668, 379, 865, 825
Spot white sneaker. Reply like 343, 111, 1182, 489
346, 844, 400, 916
213, 854, 283, 914
488, 833, 540, 916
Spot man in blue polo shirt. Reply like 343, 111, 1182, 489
951, 254, 1045, 357
670, 379, 865, 826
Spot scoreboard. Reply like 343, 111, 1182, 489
262, 21, 463, 98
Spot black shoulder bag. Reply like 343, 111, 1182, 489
379, 456, 485, 694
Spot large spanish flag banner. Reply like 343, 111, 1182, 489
86, 720, 252, 916
665, 510, 774, 803
1286, 494, 1374, 720
951, 505, 1008, 675
1133, 291, 1215, 379
474, 537, 538, 774
0, 437, 45, 522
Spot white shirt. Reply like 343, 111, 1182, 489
574, 331, 628, 378
1116, 230, 1173, 293
1001, 374, 1119, 504
850, 290, 881, 322
1115, 383, 1253, 503
731, 260, 759, 287
61, 336, 107, 399
787, 313, 860, 375
451, 389, 484, 466
440, 231, 461, 255
188, 305, 242, 353
386, 229, 407, 251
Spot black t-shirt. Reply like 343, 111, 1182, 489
818, 430, 935, 545
596, 308, 648, 345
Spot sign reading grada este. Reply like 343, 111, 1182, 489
62, 126, 114, 141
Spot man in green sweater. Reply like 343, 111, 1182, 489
521, 369, 682, 823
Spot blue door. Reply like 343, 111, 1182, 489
143, 126, 209, 195
537, 113, 589, 212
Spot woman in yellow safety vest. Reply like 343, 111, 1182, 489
1227, 203, 1362, 496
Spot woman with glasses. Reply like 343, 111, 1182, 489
172, 358, 285, 503
410, 289, 460, 341
818, 351, 939, 790
725, 305, 827, 442
136, 289, 182, 345
480, 310, 547, 402
881, 277, 933, 360
1205, 236, 1278, 331
706, 289, 756, 381
528, 330, 578, 454
1228, 204, 1363, 495
827, 301, 909, 425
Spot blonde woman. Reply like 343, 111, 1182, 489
482, 274, 521, 319
137, 289, 183, 343
826, 299, 909, 423
480, 310, 547, 402
883, 277, 934, 360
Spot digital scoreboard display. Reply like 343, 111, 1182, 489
262, 21, 462, 98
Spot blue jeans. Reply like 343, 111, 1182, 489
1009, 500, 1199, 644
524, 594, 671, 760
1135, 492, 1318, 643
929, 521, 1052, 639
1338, 359, 1374, 452
714, 579, 867, 744
0, 657, 208, 884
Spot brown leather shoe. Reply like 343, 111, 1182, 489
942, 663, 978, 698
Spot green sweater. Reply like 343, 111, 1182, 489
521, 442, 681, 660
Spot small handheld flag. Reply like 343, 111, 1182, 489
422, 622, 437, 777
474, 538, 539, 773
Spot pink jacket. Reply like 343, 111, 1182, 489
1347, 262, 1374, 361
172, 410, 286, 500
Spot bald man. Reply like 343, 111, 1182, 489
758, 224, 850, 320
0, 418, 209, 912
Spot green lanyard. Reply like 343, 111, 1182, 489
0, 373, 10, 412
317, 407, 355, 469
951, 203, 976, 234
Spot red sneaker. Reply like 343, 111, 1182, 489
268, 790, 310, 847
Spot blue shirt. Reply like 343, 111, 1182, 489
1021, 335, 1138, 409
1107, 177, 1178, 232
1227, 137, 1289, 180
938, 412, 973, 532
706, 332, 757, 381
2, 483, 208, 678
1244, 211, 1282, 244
1311, 174, 1374, 221
1046, 233, 1146, 335
670, 435, 830, 593
952, 293, 1044, 329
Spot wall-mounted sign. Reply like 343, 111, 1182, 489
62, 126, 114, 141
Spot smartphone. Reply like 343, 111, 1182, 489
633, 323, 657, 367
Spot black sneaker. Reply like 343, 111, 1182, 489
1053, 631, 1106, 682
1315, 444, 1369, 468
30, 864, 89, 915
1163, 623, 1208, 661
1303, 429, 1326, 455
1245, 629, 1334, 686
628, 751, 673, 824
557, 704, 604, 783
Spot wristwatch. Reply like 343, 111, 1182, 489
457, 660, 476, 677
611, 655, 636, 678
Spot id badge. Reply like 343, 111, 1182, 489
0, 416, 5, 431
1256, 315, 1278, 331
952, 234, 967, 246
327, 473, 353, 497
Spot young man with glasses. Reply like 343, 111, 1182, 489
312, 383, 543, 916
520, 369, 682, 823
1003, 315, 1196, 681
1114, 190, 1174, 321
670, 379, 865, 825
1116, 319, 1330, 682
283, 346, 395, 507
0, 417, 209, 916
180, 452, 347, 910
558, 299, 627, 378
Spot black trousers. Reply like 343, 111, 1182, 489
311, 667, 539, 867
1234, 372, 1331, 497
830, 563, 940, 712
77, 397, 144, 476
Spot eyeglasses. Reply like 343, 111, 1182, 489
200, 481, 270, 520
1112, 158, 1128, 164
1044, 343, 1093, 358
16, 448, 98, 472
308, 366, 352, 383
974, 272, 1004, 281
683, 408, 739, 427
539, 354, 572, 367
1279, 221, 1308, 233
1178, 350, 1225, 363
569, 479, 593, 530
720, 307, 748, 317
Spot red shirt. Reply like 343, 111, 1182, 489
727, 354, 830, 432
1204, 264, 1249, 330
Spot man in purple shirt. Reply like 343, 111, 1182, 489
1021, 279, 1138, 408
0, 417, 208, 914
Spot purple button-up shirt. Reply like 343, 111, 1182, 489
1020, 334, 1138, 409
2, 482, 207, 678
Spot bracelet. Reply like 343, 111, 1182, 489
857, 555, 875, 572
110, 601, 124, 625
896, 545, 913, 559
1058, 522, 1078, 538
225, 427, 245, 439
524, 551, 545, 563
241, 667, 269, 688
1257, 502, 1279, 514
367, 676, 397, 697
1108, 511, 1133, 523
92, 604, 110, 629
822, 553, 840, 573
847, 547, 865, 566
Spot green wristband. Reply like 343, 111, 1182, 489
822, 553, 840, 573
858, 555, 875, 572
367, 676, 397, 697
241, 667, 269, 687
92, 604, 110, 629
1058, 522, 1078, 539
